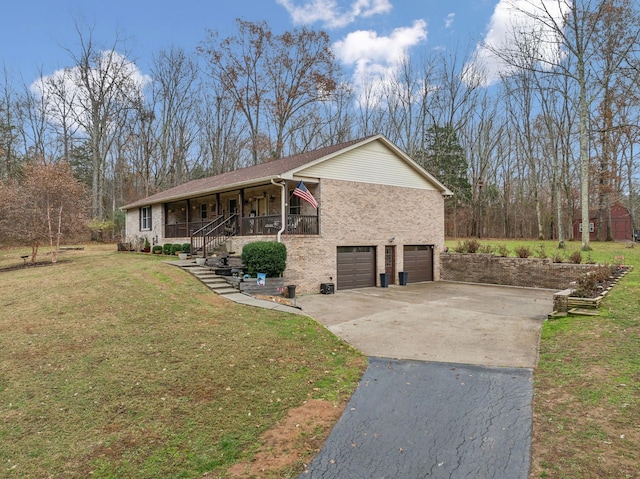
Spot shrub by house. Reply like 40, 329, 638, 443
242, 241, 287, 278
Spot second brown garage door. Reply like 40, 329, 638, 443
337, 246, 376, 290
403, 245, 433, 283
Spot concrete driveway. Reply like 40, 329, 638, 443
296, 281, 553, 368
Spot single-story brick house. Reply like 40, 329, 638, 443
122, 134, 452, 294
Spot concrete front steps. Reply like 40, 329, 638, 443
168, 259, 304, 315
177, 261, 239, 295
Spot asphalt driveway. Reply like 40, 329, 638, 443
300, 358, 534, 479
296, 281, 553, 368
296, 282, 554, 478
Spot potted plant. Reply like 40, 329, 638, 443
177, 243, 191, 260
142, 238, 151, 253
152, 245, 163, 254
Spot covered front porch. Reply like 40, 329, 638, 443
162, 182, 319, 239
164, 214, 318, 238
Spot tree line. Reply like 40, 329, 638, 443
1, 0, 640, 250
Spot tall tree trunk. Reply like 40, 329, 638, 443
579, 58, 591, 250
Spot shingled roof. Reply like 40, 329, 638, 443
122, 136, 373, 210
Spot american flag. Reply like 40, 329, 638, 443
293, 181, 318, 209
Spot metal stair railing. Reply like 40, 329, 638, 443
190, 214, 238, 258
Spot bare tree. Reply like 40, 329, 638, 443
149, 46, 199, 187
51, 23, 148, 221
502, 67, 546, 240
35, 69, 81, 163
460, 90, 503, 237
199, 20, 340, 164
539, 85, 573, 245
487, 0, 640, 249
18, 78, 53, 163
195, 87, 244, 175
0, 66, 22, 180
382, 54, 437, 156
430, 47, 482, 134
353, 72, 388, 138
266, 27, 338, 159
590, 0, 640, 241
0, 161, 89, 262
287, 77, 354, 153
199, 20, 269, 166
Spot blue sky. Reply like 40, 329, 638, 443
3, 0, 569, 93
1, 1, 504, 80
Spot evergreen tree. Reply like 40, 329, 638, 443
418, 125, 471, 202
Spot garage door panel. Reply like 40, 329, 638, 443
403, 245, 433, 283
337, 246, 376, 290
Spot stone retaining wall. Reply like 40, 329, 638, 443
226, 277, 285, 296
440, 253, 600, 290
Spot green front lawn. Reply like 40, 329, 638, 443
0, 245, 364, 478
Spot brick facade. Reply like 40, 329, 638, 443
125, 204, 165, 247
124, 136, 450, 295
125, 179, 445, 295
222, 179, 446, 295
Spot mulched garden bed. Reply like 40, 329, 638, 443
0, 261, 58, 273
569, 265, 632, 299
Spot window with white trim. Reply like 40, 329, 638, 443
578, 222, 595, 233
140, 206, 152, 231
289, 194, 300, 215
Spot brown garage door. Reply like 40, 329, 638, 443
403, 245, 433, 283
337, 246, 376, 290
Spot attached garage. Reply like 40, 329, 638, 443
337, 246, 376, 290
403, 245, 434, 283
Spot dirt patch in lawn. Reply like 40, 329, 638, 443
224, 399, 342, 478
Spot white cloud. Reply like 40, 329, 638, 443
466, 0, 571, 86
445, 13, 455, 29
333, 19, 428, 103
31, 51, 151, 132
276, 0, 392, 28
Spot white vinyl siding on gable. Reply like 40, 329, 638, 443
298, 141, 437, 190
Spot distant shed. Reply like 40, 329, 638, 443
573, 204, 633, 241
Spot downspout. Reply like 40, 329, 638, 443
271, 178, 286, 243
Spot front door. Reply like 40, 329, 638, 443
385, 245, 395, 284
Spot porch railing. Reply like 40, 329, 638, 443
167, 214, 318, 243
190, 214, 238, 257
241, 215, 318, 235
165, 220, 212, 238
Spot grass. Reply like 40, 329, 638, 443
3, 239, 639, 478
0, 244, 365, 478
447, 238, 640, 479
